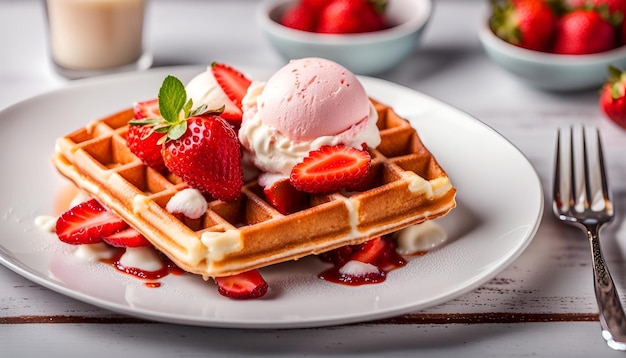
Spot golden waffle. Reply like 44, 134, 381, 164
52, 100, 456, 278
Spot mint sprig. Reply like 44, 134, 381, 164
128, 75, 223, 145
159, 75, 188, 124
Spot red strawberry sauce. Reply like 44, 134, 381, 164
102, 250, 184, 288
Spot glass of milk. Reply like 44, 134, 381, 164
44, 0, 152, 79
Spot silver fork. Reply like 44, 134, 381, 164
553, 126, 626, 350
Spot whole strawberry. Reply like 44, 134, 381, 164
623, 16, 626, 45
600, 66, 626, 129
301, 0, 328, 12
490, 0, 559, 52
280, 2, 318, 32
130, 75, 243, 201
567, 0, 626, 15
553, 8, 616, 54
162, 115, 243, 201
316, 0, 387, 34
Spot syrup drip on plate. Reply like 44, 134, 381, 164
102, 250, 183, 288
317, 236, 409, 286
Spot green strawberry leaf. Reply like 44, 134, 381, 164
128, 118, 161, 126
158, 75, 187, 123
168, 121, 188, 141
183, 98, 194, 118
191, 104, 209, 117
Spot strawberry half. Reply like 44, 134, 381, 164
162, 115, 243, 201
103, 227, 152, 248
350, 236, 388, 265
211, 62, 252, 122
318, 245, 355, 267
56, 199, 129, 245
215, 269, 268, 299
290, 145, 371, 194
263, 179, 309, 215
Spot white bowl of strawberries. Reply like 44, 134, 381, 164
479, 0, 626, 91
258, 0, 432, 75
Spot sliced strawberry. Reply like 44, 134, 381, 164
290, 145, 371, 194
318, 248, 386, 285
103, 227, 152, 248
351, 236, 389, 265
133, 98, 161, 120
319, 236, 406, 285
126, 120, 167, 171
211, 62, 252, 121
318, 245, 355, 267
263, 179, 309, 215
351, 236, 405, 271
56, 199, 129, 245
215, 269, 268, 299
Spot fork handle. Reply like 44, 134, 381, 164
587, 225, 626, 348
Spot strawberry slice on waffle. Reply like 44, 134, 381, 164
211, 62, 252, 123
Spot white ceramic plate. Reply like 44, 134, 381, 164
0, 66, 543, 329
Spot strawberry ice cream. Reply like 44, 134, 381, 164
239, 58, 381, 177
260, 57, 371, 141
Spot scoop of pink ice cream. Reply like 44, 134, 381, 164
258, 58, 370, 142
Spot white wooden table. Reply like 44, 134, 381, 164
2, 0, 626, 356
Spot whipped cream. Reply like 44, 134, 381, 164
34, 215, 57, 233
119, 246, 164, 272
166, 188, 208, 219
339, 260, 380, 277
239, 81, 381, 177
75, 242, 117, 261
395, 220, 448, 254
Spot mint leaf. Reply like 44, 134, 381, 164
158, 75, 187, 123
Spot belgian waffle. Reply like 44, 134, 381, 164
52, 100, 456, 278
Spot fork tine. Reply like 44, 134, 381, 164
581, 126, 592, 211
596, 128, 614, 215
553, 128, 562, 211
569, 126, 578, 211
